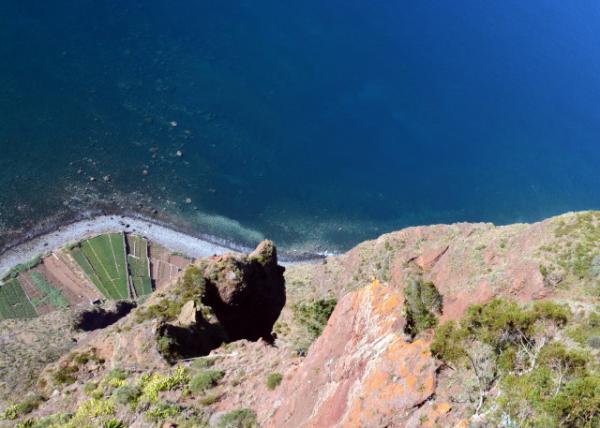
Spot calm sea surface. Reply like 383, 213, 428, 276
1, 1, 599, 252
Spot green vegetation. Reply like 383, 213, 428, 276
292, 297, 337, 355
102, 419, 125, 428
145, 401, 180, 422
139, 366, 189, 403
188, 369, 224, 394
0, 279, 37, 320
136, 265, 206, 322
191, 357, 217, 370
0, 394, 43, 421
126, 234, 153, 297
430, 298, 600, 426
266, 373, 283, 390
29, 272, 68, 309
50, 350, 105, 387
1, 256, 42, 282
112, 384, 141, 406
51, 365, 79, 385
293, 298, 337, 340
403, 278, 443, 337
217, 409, 258, 428
71, 233, 129, 300
567, 312, 600, 348
539, 212, 600, 292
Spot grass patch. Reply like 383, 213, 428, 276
188, 370, 224, 394
266, 373, 283, 390
217, 409, 257, 428
0, 279, 37, 320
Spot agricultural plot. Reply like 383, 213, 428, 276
71, 233, 130, 300
29, 272, 69, 309
148, 243, 192, 290
127, 234, 148, 259
0, 279, 37, 320
126, 234, 153, 297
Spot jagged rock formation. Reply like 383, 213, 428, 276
261, 280, 447, 427
201, 240, 286, 342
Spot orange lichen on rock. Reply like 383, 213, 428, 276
262, 280, 438, 428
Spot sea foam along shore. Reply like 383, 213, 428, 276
0, 214, 237, 279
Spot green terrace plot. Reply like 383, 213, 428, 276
29, 272, 69, 309
0, 279, 37, 320
127, 234, 148, 259
71, 233, 130, 300
126, 234, 153, 297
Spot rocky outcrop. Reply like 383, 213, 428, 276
158, 240, 287, 361
201, 240, 286, 342
262, 280, 446, 428
39, 241, 286, 383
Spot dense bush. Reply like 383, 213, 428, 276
112, 384, 141, 406
403, 279, 443, 337
217, 409, 257, 428
266, 373, 283, 390
188, 370, 224, 394
293, 298, 337, 340
430, 298, 600, 424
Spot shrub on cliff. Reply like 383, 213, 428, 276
403, 279, 443, 337
136, 266, 206, 323
217, 409, 257, 428
188, 369, 224, 394
293, 298, 337, 340
430, 298, 598, 423
266, 373, 283, 390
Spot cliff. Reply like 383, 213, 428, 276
1, 211, 599, 427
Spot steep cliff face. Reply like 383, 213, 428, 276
2, 212, 599, 427
270, 211, 600, 427
261, 280, 446, 427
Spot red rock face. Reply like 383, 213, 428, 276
262, 280, 444, 428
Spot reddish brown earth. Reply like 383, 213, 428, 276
43, 251, 101, 302
148, 243, 192, 290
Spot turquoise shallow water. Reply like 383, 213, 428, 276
0, 1, 599, 252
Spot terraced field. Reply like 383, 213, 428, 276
29, 272, 69, 309
71, 233, 130, 300
0, 279, 37, 320
126, 234, 153, 297
0, 232, 191, 320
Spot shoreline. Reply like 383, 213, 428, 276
0, 214, 326, 278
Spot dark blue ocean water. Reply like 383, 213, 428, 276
1, 1, 599, 252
